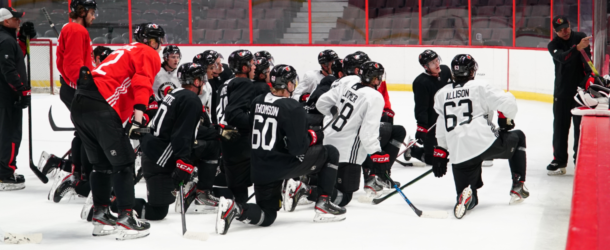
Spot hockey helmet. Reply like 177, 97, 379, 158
451, 54, 478, 82
330, 59, 343, 77
99, 48, 113, 63
177, 62, 207, 86
343, 53, 368, 76
359, 61, 385, 85
419, 49, 441, 67
255, 50, 274, 65
134, 23, 166, 45
193, 50, 222, 70
228, 49, 255, 74
70, 0, 97, 16
270, 64, 299, 90
353, 51, 371, 62
162, 45, 181, 61
318, 49, 339, 65
254, 57, 272, 80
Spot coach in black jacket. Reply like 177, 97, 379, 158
0, 7, 30, 185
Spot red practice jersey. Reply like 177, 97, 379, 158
91, 42, 161, 123
56, 22, 94, 88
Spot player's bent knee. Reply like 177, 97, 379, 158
324, 145, 339, 164
336, 164, 361, 193
391, 125, 407, 142
512, 130, 526, 148
259, 209, 278, 227
379, 122, 393, 146
144, 204, 169, 220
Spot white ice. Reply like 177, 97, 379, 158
0, 91, 575, 250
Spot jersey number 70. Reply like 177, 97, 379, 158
443, 99, 473, 132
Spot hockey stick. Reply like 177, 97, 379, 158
247, 193, 255, 202
580, 48, 599, 76
41, 8, 60, 38
179, 183, 209, 241
48, 106, 76, 131
26, 36, 49, 184
322, 106, 340, 131
372, 169, 433, 204
385, 173, 448, 219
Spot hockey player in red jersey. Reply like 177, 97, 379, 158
71, 23, 164, 240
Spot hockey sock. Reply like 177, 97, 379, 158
90, 170, 112, 206
71, 135, 83, 175
143, 203, 169, 220
112, 166, 135, 211
318, 146, 339, 196
74, 179, 91, 197
508, 131, 527, 182
197, 161, 218, 190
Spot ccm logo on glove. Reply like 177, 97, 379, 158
371, 154, 390, 163
433, 148, 447, 158
176, 160, 194, 174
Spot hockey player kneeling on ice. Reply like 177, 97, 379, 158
292, 49, 339, 103
216, 65, 345, 235
431, 54, 529, 220
316, 61, 392, 206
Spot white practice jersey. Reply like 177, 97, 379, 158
152, 67, 180, 101
331, 75, 359, 88
198, 81, 213, 120
317, 81, 384, 164
433, 80, 517, 164
292, 69, 324, 101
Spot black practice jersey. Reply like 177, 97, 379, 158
250, 93, 313, 184
141, 88, 203, 167
412, 64, 453, 129
252, 80, 271, 99
216, 77, 255, 133
305, 75, 337, 115
208, 63, 234, 124
547, 30, 591, 97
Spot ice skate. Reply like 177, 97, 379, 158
314, 195, 346, 222
193, 189, 219, 214
216, 197, 242, 235
38, 151, 65, 177
547, 160, 566, 176
91, 205, 118, 236
81, 192, 94, 221
116, 209, 150, 240
174, 181, 197, 213
454, 185, 474, 219
363, 175, 391, 199
284, 179, 311, 212
0, 174, 25, 191
53, 173, 77, 203
509, 175, 529, 205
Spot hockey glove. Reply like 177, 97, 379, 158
14, 86, 31, 109
370, 151, 391, 173
127, 113, 150, 139
497, 112, 515, 131
432, 147, 449, 178
300, 93, 311, 103
415, 125, 428, 143
381, 108, 395, 124
330, 106, 338, 116
172, 159, 194, 187
308, 129, 324, 146
18, 21, 36, 42
216, 124, 241, 141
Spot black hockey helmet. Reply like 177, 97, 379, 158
451, 54, 478, 82
359, 61, 385, 85
134, 23, 166, 45
99, 48, 113, 63
270, 64, 298, 90
177, 62, 207, 86
318, 49, 339, 65
70, 0, 97, 14
353, 51, 371, 62
343, 53, 368, 76
254, 57, 271, 80
330, 59, 343, 77
193, 50, 221, 69
419, 49, 440, 67
162, 45, 181, 61
228, 49, 255, 74
255, 50, 274, 65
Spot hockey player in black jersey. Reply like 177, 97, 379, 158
216, 64, 345, 235
252, 57, 272, 98
216, 50, 257, 205
195, 50, 232, 124
305, 58, 343, 127
432, 54, 529, 219
410, 50, 453, 164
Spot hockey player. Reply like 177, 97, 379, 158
92, 46, 112, 67
197, 50, 232, 124
216, 64, 345, 235
432, 54, 528, 219
152, 45, 181, 101
254, 50, 274, 64
70, 23, 164, 239
216, 50, 257, 205
316, 61, 393, 206
51, 0, 97, 202
292, 49, 339, 102
305, 58, 344, 123
409, 50, 453, 164
252, 57, 272, 98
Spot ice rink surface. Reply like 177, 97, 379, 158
1, 91, 575, 250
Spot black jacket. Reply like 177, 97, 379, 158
412, 65, 453, 129
252, 79, 271, 99
0, 25, 28, 107
547, 30, 591, 98
208, 63, 234, 124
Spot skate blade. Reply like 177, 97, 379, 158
92, 224, 118, 236
216, 198, 229, 235
547, 168, 566, 176
509, 193, 526, 205
193, 204, 218, 214
313, 213, 346, 223
2, 232, 43, 244
421, 211, 449, 219
0, 183, 25, 191
116, 229, 149, 240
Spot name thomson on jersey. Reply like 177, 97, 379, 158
255, 104, 280, 117
446, 89, 470, 100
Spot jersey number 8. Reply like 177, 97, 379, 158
331, 103, 354, 132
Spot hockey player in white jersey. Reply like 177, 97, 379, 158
316, 61, 392, 206
152, 45, 181, 101
292, 49, 339, 102
432, 54, 529, 219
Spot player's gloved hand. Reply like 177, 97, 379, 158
432, 146, 449, 178
216, 124, 241, 141
172, 159, 194, 187
308, 129, 324, 146
14, 86, 31, 109
300, 93, 311, 103
370, 151, 391, 172
381, 108, 395, 123
497, 111, 515, 131
127, 113, 150, 140
18, 21, 36, 42
415, 124, 428, 143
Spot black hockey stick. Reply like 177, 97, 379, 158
372, 169, 433, 204
247, 193, 255, 202
322, 106, 339, 131
179, 182, 209, 241
41, 8, 60, 38
48, 106, 76, 131
26, 36, 49, 184
385, 173, 447, 219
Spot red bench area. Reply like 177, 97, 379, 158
566, 116, 610, 250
